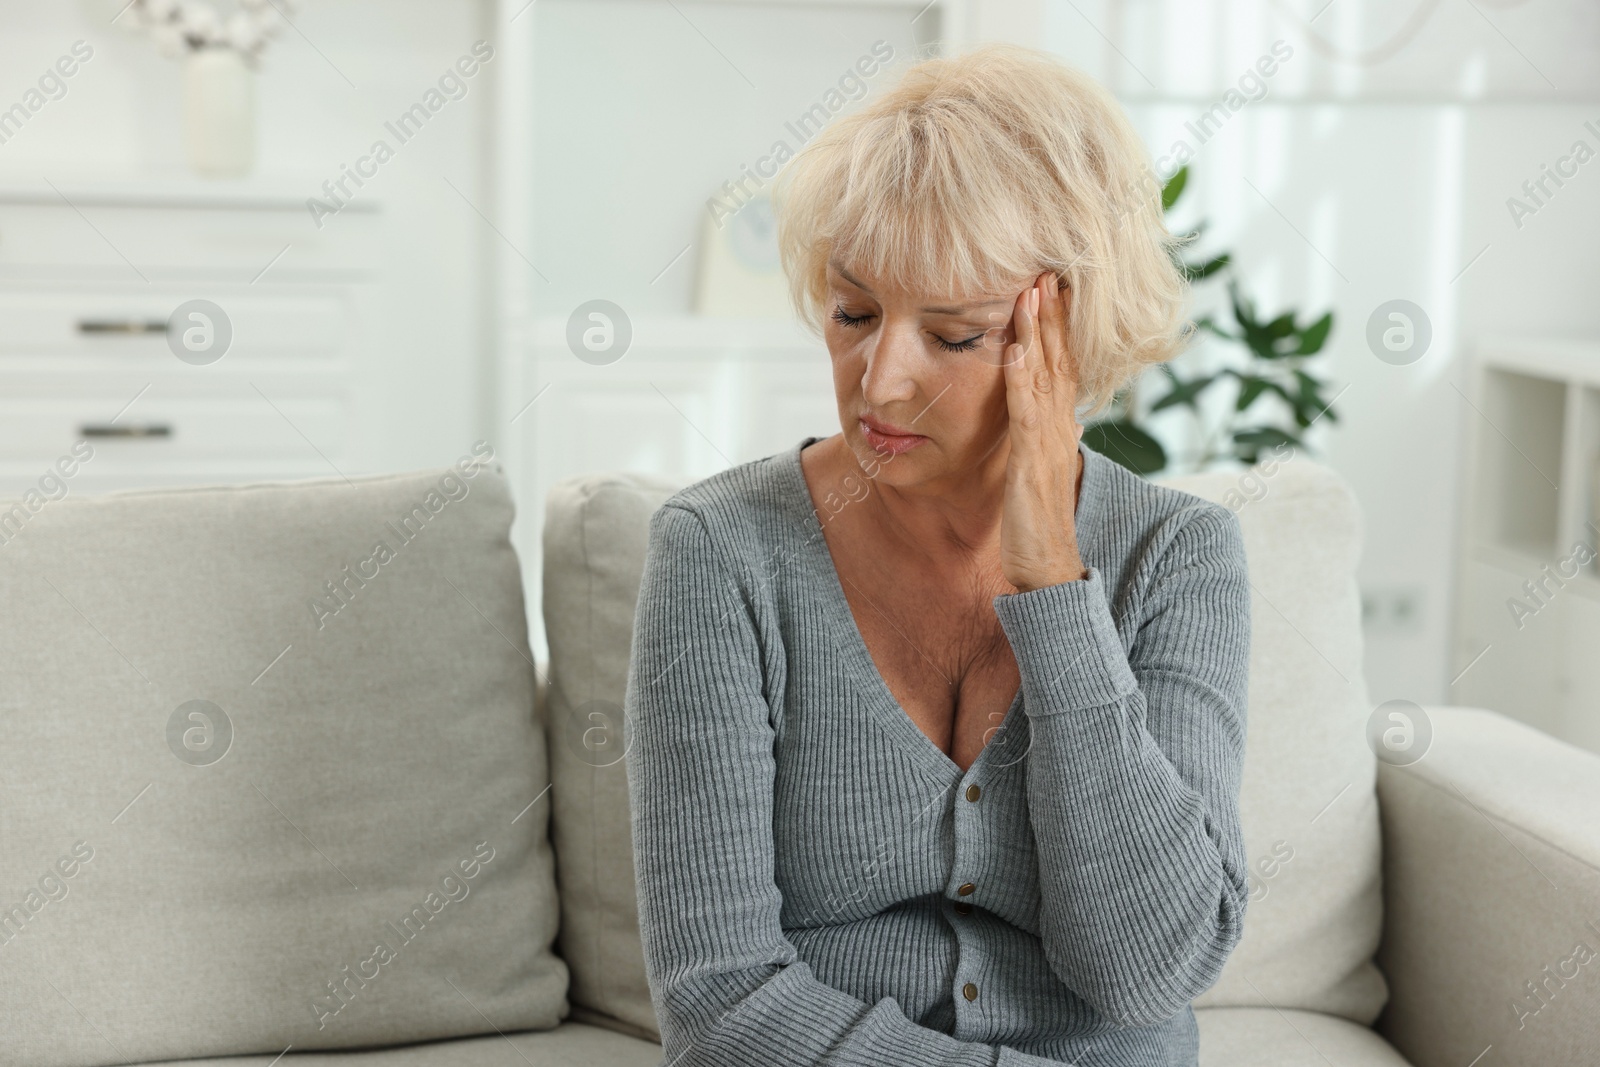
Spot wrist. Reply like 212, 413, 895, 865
1012, 556, 1089, 593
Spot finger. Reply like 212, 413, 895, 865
1003, 286, 1042, 430
1023, 281, 1052, 396
1008, 284, 1047, 394
1037, 273, 1072, 387
1004, 284, 1036, 369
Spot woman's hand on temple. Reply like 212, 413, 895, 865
999, 272, 1088, 592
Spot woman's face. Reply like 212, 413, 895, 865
822, 258, 1026, 491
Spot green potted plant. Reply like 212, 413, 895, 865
1083, 166, 1339, 475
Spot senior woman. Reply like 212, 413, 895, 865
623, 42, 1251, 1067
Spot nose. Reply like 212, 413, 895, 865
859, 319, 922, 409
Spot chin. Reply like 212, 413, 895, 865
844, 430, 934, 483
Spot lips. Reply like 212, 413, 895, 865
858, 415, 928, 455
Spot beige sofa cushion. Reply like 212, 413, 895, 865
1171, 456, 1388, 1023
121, 1022, 662, 1067
0, 466, 567, 1067
541, 472, 682, 1040
541, 448, 1387, 1038
1196, 1008, 1410, 1065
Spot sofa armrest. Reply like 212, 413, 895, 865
1375, 705, 1600, 1067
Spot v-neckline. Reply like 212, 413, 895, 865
781, 436, 1103, 783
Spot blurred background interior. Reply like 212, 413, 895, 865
2, 0, 1597, 752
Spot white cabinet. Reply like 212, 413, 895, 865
1452, 337, 1600, 754
0, 179, 381, 499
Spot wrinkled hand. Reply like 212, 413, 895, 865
999, 272, 1087, 593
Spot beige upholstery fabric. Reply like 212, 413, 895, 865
0, 468, 567, 1067
122, 1022, 662, 1067
1196, 1008, 1410, 1065
1375, 706, 1600, 1067
1164, 456, 1389, 1023
542, 450, 1387, 1040
541, 473, 682, 1040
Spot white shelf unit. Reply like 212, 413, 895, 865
1452, 336, 1600, 755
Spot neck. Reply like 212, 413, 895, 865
860, 433, 1014, 565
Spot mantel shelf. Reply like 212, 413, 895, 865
0, 171, 381, 213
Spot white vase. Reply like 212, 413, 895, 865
184, 48, 255, 178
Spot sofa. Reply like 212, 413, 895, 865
1, 449, 1596, 1067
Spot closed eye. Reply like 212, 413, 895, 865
831, 304, 987, 352
934, 332, 985, 353
831, 305, 873, 329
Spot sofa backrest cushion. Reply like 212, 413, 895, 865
0, 465, 567, 1067
541, 471, 683, 1041
541, 447, 1386, 1039
1169, 456, 1388, 1022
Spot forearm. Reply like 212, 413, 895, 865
640, 937, 1004, 1067
1022, 693, 1245, 1024
632, 751, 1010, 1067
993, 568, 1248, 1025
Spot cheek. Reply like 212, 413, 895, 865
970, 371, 1012, 430
920, 363, 1007, 434
826, 339, 863, 401
824, 324, 872, 386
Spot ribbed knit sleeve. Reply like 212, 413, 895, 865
990, 503, 1251, 1027
626, 504, 1072, 1067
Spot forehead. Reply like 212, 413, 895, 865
827, 259, 1018, 314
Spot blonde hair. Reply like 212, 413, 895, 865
773, 42, 1190, 417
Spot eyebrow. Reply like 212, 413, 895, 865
831, 262, 1012, 315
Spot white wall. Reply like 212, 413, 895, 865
522, 0, 942, 319
1035, 0, 1600, 706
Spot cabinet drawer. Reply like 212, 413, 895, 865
0, 398, 347, 463
0, 289, 348, 357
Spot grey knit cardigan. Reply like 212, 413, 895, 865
624, 437, 1251, 1066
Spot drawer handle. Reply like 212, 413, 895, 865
77, 319, 168, 335
79, 423, 172, 438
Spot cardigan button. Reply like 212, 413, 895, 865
953, 901, 972, 916
957, 882, 975, 896
963, 982, 979, 1002
965, 784, 981, 802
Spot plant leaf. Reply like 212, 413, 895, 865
1291, 369, 1340, 425
1232, 426, 1301, 452
1151, 373, 1217, 413
1234, 375, 1272, 412
1083, 420, 1167, 475
1228, 280, 1282, 361
1183, 252, 1230, 282
1295, 312, 1333, 355
1161, 166, 1189, 212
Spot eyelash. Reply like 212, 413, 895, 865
830, 305, 871, 329
829, 304, 985, 352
